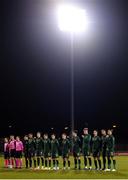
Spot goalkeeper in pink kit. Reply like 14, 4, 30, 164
15, 136, 24, 168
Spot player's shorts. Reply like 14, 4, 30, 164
35, 151, 43, 157
44, 152, 51, 158
92, 150, 100, 157
28, 151, 35, 158
106, 150, 115, 157
24, 151, 29, 158
83, 150, 91, 157
62, 153, 69, 159
102, 150, 107, 157
4, 152, 10, 159
15, 151, 22, 158
51, 153, 59, 159
73, 151, 80, 158
10, 149, 16, 158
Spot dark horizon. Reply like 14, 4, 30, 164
1, 0, 128, 143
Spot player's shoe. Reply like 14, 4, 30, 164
9, 165, 13, 169
68, 167, 70, 170
63, 167, 66, 170
48, 167, 51, 170
35, 166, 40, 170
44, 167, 48, 170
41, 166, 44, 170
53, 167, 56, 170
84, 166, 88, 170
56, 167, 59, 170
105, 169, 111, 171
112, 169, 116, 172
89, 167, 92, 170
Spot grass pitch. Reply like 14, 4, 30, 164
0, 156, 128, 179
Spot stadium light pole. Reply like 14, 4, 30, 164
57, 4, 88, 133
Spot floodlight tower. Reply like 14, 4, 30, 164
57, 4, 87, 133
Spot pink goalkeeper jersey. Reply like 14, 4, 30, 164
4, 142, 9, 152
9, 140, 16, 150
15, 141, 23, 151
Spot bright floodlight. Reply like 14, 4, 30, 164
57, 4, 88, 32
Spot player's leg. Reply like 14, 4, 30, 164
111, 152, 116, 171
97, 152, 102, 170
28, 151, 32, 169
44, 153, 48, 169
73, 152, 77, 169
93, 152, 98, 170
62, 156, 66, 169
15, 151, 18, 168
48, 157, 52, 170
84, 154, 88, 169
78, 156, 81, 170
52, 156, 56, 170
56, 157, 59, 170
102, 151, 106, 170
36, 151, 40, 169
4, 152, 7, 168
32, 152, 36, 169
87, 154, 92, 169
10, 150, 14, 168
107, 151, 111, 171
41, 155, 44, 169
67, 155, 70, 169
24, 152, 29, 168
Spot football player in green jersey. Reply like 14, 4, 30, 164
61, 133, 71, 170
51, 134, 59, 170
28, 133, 36, 169
101, 129, 107, 170
82, 128, 92, 170
43, 134, 51, 170
72, 130, 81, 170
92, 130, 102, 170
35, 132, 44, 169
106, 129, 116, 171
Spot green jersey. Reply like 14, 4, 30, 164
106, 135, 115, 152
43, 138, 51, 154
23, 140, 28, 153
92, 136, 101, 152
82, 134, 91, 152
61, 139, 71, 155
101, 135, 107, 151
51, 139, 59, 154
35, 138, 43, 152
72, 136, 81, 153
28, 138, 36, 152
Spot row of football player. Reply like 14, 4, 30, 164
3, 128, 116, 171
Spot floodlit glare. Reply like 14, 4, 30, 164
57, 4, 88, 32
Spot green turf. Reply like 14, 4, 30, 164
0, 156, 128, 179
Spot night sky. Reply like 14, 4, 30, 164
1, 0, 128, 143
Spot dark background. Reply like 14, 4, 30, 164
1, 0, 128, 143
